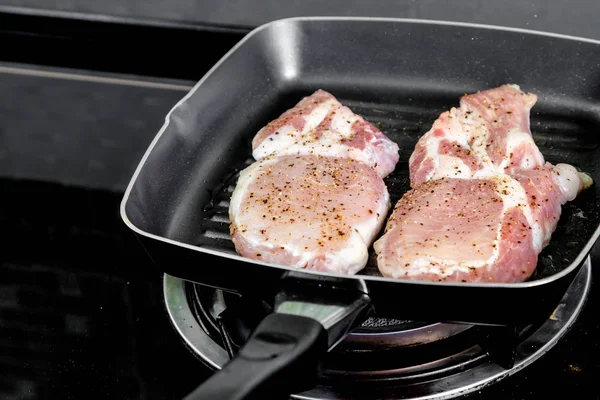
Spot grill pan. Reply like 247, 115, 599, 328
120, 17, 600, 399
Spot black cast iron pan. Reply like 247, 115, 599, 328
120, 17, 600, 399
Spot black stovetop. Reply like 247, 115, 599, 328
1, 8, 600, 400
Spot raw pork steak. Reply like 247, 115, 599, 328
374, 85, 592, 283
409, 84, 544, 186
230, 155, 390, 275
252, 89, 399, 178
373, 164, 588, 283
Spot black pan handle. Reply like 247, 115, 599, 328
183, 312, 328, 400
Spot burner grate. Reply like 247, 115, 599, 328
186, 280, 475, 358
360, 317, 412, 329
165, 258, 592, 398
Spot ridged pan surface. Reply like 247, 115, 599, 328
200, 94, 600, 282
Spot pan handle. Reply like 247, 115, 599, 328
183, 272, 372, 400
183, 312, 327, 400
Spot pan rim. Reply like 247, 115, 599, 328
120, 16, 600, 290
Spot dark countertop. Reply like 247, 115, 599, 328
0, 65, 206, 399
0, 178, 209, 399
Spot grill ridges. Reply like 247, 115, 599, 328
198, 100, 600, 279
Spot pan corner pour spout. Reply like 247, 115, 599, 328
183, 272, 373, 400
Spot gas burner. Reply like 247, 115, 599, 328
164, 256, 591, 400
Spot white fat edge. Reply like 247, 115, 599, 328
228, 159, 268, 218
302, 98, 340, 132
352, 188, 391, 246
277, 225, 368, 274
275, 140, 375, 169
357, 117, 401, 174
290, 246, 322, 270
328, 104, 362, 136
235, 227, 316, 270
459, 109, 494, 168
496, 128, 545, 171
419, 107, 485, 182
553, 163, 583, 201
447, 107, 474, 148
475, 170, 544, 254
399, 257, 489, 279
372, 228, 387, 255
417, 132, 443, 182
252, 124, 299, 159
252, 98, 338, 159
328, 233, 370, 275
430, 155, 473, 180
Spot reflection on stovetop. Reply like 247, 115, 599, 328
0, 178, 203, 400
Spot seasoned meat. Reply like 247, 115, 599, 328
252, 89, 399, 178
375, 85, 592, 283
409, 84, 544, 186
373, 164, 588, 283
230, 155, 390, 275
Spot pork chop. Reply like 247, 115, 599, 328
375, 84, 592, 283
252, 89, 400, 178
373, 163, 589, 283
229, 155, 391, 275
409, 84, 544, 187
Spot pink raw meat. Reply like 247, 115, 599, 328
375, 85, 592, 283
230, 155, 390, 275
409, 84, 543, 187
252, 89, 399, 178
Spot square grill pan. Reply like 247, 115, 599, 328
121, 17, 600, 326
